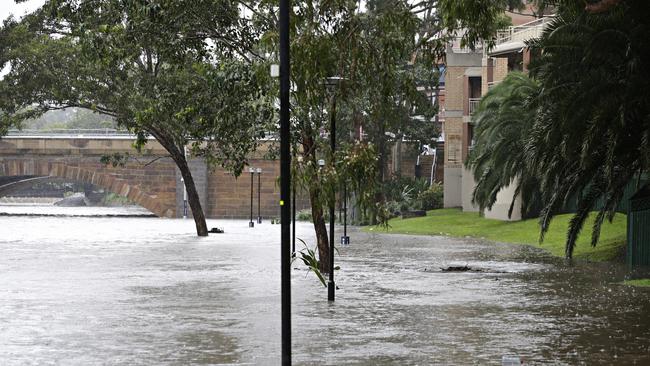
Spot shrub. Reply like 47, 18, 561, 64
416, 183, 443, 210
296, 209, 313, 221
383, 176, 429, 203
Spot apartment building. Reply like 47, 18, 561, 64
442, 14, 553, 220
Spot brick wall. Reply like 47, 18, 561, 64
494, 57, 509, 83
0, 137, 438, 219
443, 66, 466, 110
206, 159, 311, 219
385, 148, 439, 183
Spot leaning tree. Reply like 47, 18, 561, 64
0, 0, 274, 236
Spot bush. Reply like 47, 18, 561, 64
385, 200, 402, 217
296, 209, 313, 221
416, 183, 443, 210
383, 176, 429, 203
381, 177, 439, 219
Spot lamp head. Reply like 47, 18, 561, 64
325, 76, 345, 92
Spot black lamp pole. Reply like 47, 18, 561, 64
341, 181, 349, 245
328, 85, 337, 302
249, 167, 255, 227
292, 160, 296, 256
257, 168, 262, 224
279, 0, 291, 361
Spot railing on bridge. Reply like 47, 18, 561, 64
5, 128, 135, 138
6, 128, 132, 136
5, 129, 282, 140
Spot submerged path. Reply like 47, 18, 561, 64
0, 209, 649, 364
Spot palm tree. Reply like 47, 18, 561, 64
466, 72, 541, 219
527, 0, 650, 258
467, 0, 650, 258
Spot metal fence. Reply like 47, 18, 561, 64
628, 185, 650, 266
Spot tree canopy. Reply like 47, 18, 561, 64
248, 0, 441, 271
0, 0, 274, 236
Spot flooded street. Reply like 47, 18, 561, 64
1, 206, 649, 365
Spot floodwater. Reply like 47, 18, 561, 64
1, 205, 649, 365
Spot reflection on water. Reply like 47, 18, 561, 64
0, 205, 649, 365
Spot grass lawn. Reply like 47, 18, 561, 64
623, 279, 650, 287
367, 208, 627, 262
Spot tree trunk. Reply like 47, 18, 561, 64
373, 121, 388, 224
310, 184, 330, 274
301, 127, 330, 274
394, 137, 402, 176
145, 128, 208, 237
176, 157, 209, 237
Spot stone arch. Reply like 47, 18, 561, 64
0, 160, 175, 217
0, 176, 52, 197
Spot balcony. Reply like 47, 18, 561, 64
468, 98, 481, 115
489, 16, 554, 56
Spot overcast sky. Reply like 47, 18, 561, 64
0, 1, 45, 77
1, 0, 45, 22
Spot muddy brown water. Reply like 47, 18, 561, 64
1, 206, 649, 365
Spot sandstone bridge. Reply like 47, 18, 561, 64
0, 131, 306, 218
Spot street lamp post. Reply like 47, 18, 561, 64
257, 168, 262, 224
249, 167, 255, 228
292, 176, 296, 256
325, 76, 343, 302
341, 181, 350, 245
292, 155, 302, 257
181, 177, 187, 219
182, 146, 189, 219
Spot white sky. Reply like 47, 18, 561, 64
0, 1, 45, 77
0, 0, 45, 22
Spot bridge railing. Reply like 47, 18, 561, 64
4, 128, 282, 142
5, 128, 135, 137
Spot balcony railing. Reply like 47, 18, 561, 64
468, 98, 481, 115
495, 16, 554, 46
450, 36, 483, 54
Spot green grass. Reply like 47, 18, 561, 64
366, 208, 627, 262
623, 279, 650, 287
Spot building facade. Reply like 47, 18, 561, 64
442, 14, 553, 220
